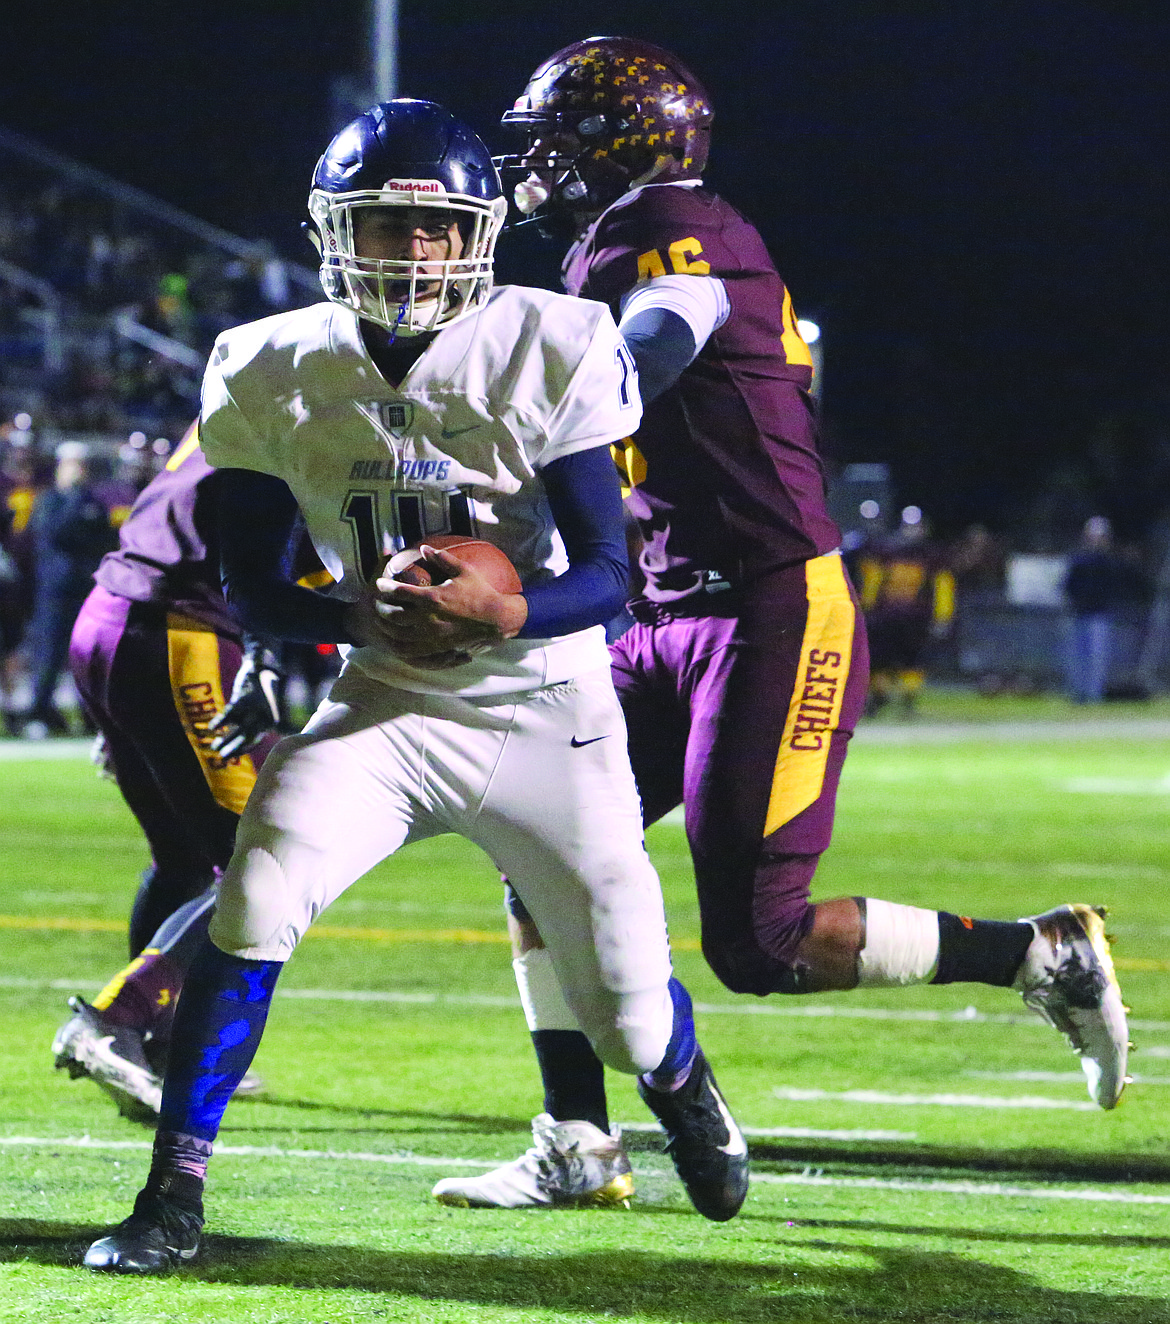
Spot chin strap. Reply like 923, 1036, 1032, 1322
627, 155, 677, 190
385, 300, 409, 346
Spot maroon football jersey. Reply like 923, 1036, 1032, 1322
563, 183, 839, 603
94, 427, 239, 634
857, 535, 953, 624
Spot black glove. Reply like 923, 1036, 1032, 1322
208, 638, 287, 759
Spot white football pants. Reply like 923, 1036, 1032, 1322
210, 664, 674, 1075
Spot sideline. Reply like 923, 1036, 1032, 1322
853, 718, 1170, 744
4, 717, 1170, 761
0, 739, 93, 760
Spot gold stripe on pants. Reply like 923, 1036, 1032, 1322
765, 553, 857, 835
166, 613, 258, 816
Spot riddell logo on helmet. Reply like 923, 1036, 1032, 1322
382, 178, 447, 195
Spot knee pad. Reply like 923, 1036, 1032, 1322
208, 836, 310, 961
515, 949, 671, 1076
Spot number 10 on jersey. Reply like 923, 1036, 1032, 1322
341, 487, 476, 581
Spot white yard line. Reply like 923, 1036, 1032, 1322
966, 1069, 1170, 1085
1063, 774, 1170, 794
2, 1135, 1167, 1206
774, 1086, 1098, 1111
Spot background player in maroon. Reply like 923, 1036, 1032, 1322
430, 36, 1130, 1212
852, 506, 957, 715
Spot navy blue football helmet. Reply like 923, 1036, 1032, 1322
308, 100, 507, 333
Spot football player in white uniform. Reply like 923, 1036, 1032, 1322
82, 100, 747, 1276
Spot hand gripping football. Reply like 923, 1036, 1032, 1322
383, 534, 522, 593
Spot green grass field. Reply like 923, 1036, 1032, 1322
1, 691, 1169, 1322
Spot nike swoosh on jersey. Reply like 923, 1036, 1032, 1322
441, 424, 481, 439
570, 735, 610, 748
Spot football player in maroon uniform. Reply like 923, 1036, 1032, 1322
52, 423, 290, 1116
854, 506, 956, 714
430, 36, 1130, 1213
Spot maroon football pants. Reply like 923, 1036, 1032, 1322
611, 552, 870, 995
69, 584, 279, 954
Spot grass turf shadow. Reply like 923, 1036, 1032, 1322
2, 1221, 1168, 1323
792, 1217, 1170, 1250
733, 1135, 1170, 1185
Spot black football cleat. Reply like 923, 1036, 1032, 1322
84, 1188, 203, 1274
637, 1049, 750, 1221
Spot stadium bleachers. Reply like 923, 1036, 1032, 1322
0, 124, 317, 443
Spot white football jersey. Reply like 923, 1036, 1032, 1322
200, 286, 642, 695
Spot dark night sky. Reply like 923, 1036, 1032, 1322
3, 1, 1167, 533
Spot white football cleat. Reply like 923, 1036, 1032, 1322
53, 997, 162, 1119
432, 1113, 634, 1209
53, 997, 265, 1118
1013, 904, 1130, 1109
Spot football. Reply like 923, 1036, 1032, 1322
382, 535, 522, 594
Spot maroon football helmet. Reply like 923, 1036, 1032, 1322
497, 36, 713, 226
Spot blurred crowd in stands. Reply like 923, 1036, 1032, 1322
0, 424, 185, 736
0, 422, 341, 738
844, 506, 1154, 711
0, 415, 1157, 738
0, 147, 307, 441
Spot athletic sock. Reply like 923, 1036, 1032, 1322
931, 912, 1036, 986
531, 1029, 609, 1133
95, 887, 218, 1038
141, 1131, 211, 1215
158, 938, 282, 1143
640, 977, 698, 1094
93, 950, 184, 1035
